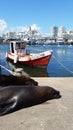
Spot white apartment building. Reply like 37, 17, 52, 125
58, 26, 66, 37
51, 25, 58, 38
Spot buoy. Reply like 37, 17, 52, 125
62, 50, 67, 54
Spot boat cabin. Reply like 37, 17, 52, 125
10, 41, 27, 55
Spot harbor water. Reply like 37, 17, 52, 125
0, 43, 73, 77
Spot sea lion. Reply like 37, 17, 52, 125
0, 74, 38, 86
0, 85, 61, 116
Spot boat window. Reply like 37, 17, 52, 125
16, 43, 21, 49
15, 42, 26, 50
21, 43, 26, 49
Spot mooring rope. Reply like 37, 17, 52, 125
0, 64, 13, 75
52, 55, 73, 74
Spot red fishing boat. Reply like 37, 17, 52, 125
6, 40, 53, 68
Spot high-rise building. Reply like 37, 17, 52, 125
58, 26, 66, 37
51, 25, 58, 38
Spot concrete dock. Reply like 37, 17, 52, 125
0, 78, 73, 130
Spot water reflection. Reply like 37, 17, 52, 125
6, 59, 48, 77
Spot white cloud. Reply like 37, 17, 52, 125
9, 26, 28, 32
9, 24, 41, 33
31, 24, 40, 31
0, 19, 7, 34
0, 19, 41, 35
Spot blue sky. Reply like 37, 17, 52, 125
0, 0, 73, 34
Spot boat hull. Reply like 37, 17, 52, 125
20, 55, 52, 68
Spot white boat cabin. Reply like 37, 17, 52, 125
10, 41, 27, 55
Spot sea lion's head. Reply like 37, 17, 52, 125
47, 87, 61, 99
25, 78, 38, 86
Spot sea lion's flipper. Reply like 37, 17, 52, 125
0, 98, 17, 116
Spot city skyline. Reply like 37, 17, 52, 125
0, 0, 73, 34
